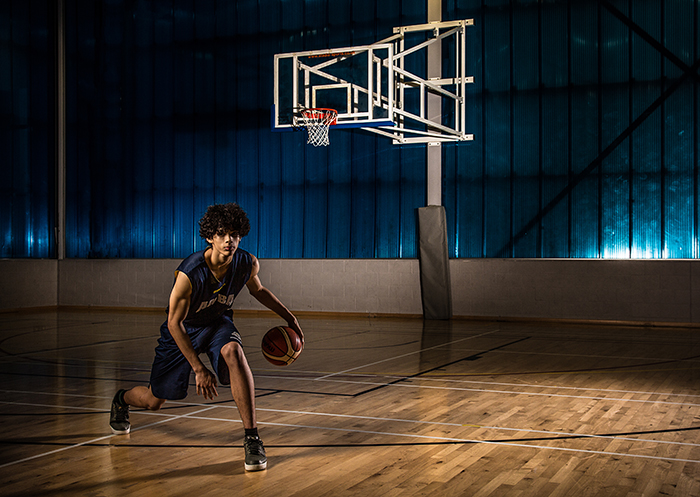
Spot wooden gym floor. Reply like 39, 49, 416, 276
1, 310, 700, 496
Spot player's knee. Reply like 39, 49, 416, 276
147, 398, 166, 411
221, 341, 245, 367
144, 394, 166, 411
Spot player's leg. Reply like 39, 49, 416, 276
220, 341, 267, 471
220, 341, 257, 428
110, 386, 166, 434
208, 318, 267, 471
111, 322, 191, 434
124, 386, 167, 410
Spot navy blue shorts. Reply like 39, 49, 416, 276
149, 315, 243, 400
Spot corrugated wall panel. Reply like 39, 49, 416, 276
1, 0, 54, 259
630, 0, 663, 259
234, 0, 261, 256
663, 0, 695, 258
65, 0, 88, 258
664, 85, 695, 258
131, 0, 155, 258
443, 0, 698, 260
375, 145, 401, 258
153, 1, 175, 259
7, 0, 699, 260
256, 0, 283, 259
399, 147, 422, 259
372, 2, 404, 259
349, 0, 379, 259
0, 1, 12, 256
27, 2, 53, 257
600, 1, 630, 259
303, 147, 329, 259
172, 0, 196, 257
482, 1, 511, 257
511, 1, 539, 258
696, 0, 700, 260
397, 1, 425, 260
540, 2, 569, 258
279, 0, 308, 259
214, 0, 236, 209
193, 0, 218, 238
10, 0, 32, 258
350, 133, 378, 258
568, 1, 599, 258
446, 0, 484, 259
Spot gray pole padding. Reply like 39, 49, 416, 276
418, 206, 452, 320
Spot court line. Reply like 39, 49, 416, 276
492, 348, 700, 363
8, 403, 700, 465
5, 366, 700, 407
406, 375, 700, 397
279, 372, 700, 399
91, 409, 700, 465
0, 404, 217, 469
3, 396, 700, 453
356, 337, 533, 397
0, 358, 153, 369
313, 330, 501, 380
7, 346, 699, 370
319, 377, 700, 407
255, 407, 700, 449
9, 400, 694, 467
257, 373, 700, 407
0, 333, 155, 357
6, 360, 700, 401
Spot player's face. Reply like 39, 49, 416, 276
208, 230, 241, 256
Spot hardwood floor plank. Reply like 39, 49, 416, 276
2, 310, 700, 495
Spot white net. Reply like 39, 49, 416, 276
301, 108, 337, 147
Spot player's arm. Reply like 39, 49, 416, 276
167, 271, 218, 400
246, 256, 304, 345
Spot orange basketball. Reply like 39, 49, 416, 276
261, 326, 302, 366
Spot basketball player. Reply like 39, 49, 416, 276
109, 203, 304, 472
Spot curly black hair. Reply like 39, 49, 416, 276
198, 203, 251, 240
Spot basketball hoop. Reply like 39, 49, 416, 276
300, 108, 337, 147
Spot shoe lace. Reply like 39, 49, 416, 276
113, 402, 129, 422
244, 437, 265, 456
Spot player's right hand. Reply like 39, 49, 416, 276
288, 318, 305, 348
195, 367, 219, 400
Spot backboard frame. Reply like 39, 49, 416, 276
273, 19, 475, 145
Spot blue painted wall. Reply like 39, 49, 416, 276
445, 0, 699, 258
1, 0, 55, 258
2, 0, 699, 259
63, 0, 426, 258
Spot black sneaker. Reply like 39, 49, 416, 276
243, 435, 267, 471
109, 389, 130, 434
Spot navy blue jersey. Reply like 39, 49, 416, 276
171, 248, 254, 328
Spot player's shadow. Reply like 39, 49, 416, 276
1, 461, 264, 497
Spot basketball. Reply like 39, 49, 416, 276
261, 326, 302, 366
